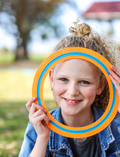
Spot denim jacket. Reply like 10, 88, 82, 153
19, 106, 120, 157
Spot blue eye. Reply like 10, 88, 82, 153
80, 81, 89, 84
60, 78, 68, 82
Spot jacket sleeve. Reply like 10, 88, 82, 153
18, 122, 37, 157
18, 122, 51, 157
106, 112, 120, 156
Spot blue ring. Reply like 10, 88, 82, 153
37, 52, 116, 133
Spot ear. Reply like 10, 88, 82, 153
96, 79, 107, 95
49, 70, 53, 89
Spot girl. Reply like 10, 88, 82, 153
19, 20, 120, 157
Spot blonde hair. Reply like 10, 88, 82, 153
53, 19, 120, 111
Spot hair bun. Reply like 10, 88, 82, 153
77, 23, 91, 37
69, 22, 91, 37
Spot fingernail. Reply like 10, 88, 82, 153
111, 65, 115, 69
32, 97, 36, 100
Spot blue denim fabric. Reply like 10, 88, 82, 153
19, 106, 120, 157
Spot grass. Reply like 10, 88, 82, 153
0, 66, 56, 157
0, 52, 15, 64
0, 52, 51, 64
0, 101, 28, 157
28, 53, 51, 62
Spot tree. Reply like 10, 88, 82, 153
0, 0, 74, 60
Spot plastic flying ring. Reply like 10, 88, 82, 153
32, 47, 119, 138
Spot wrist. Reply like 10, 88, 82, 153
30, 135, 49, 157
37, 134, 49, 142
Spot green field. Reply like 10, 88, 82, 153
0, 52, 15, 64
0, 62, 56, 156
0, 52, 51, 64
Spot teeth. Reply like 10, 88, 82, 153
68, 100, 79, 103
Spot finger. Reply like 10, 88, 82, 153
32, 109, 51, 123
26, 97, 36, 111
32, 109, 45, 118
32, 103, 46, 113
37, 114, 51, 126
109, 74, 119, 89
31, 103, 47, 115
110, 65, 120, 77
29, 103, 47, 116
108, 69, 120, 85
31, 113, 50, 126
29, 108, 42, 124
118, 103, 120, 113
29, 103, 36, 116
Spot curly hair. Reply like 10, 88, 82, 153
53, 18, 120, 111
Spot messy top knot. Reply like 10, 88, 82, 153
69, 22, 91, 37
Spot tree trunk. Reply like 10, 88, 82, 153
15, 41, 28, 60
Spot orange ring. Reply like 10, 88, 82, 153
32, 47, 119, 138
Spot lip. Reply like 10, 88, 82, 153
63, 98, 82, 106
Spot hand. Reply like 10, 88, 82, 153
108, 65, 120, 112
26, 98, 51, 138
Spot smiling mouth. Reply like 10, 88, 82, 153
64, 98, 81, 103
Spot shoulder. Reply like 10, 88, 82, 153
111, 112, 120, 128
113, 111, 120, 120
106, 112, 120, 156
111, 112, 120, 136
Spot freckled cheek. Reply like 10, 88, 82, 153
52, 84, 65, 99
82, 88, 97, 100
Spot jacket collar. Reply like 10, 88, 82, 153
49, 106, 115, 153
49, 108, 73, 156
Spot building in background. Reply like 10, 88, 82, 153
81, 1, 120, 20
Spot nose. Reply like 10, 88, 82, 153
67, 83, 79, 96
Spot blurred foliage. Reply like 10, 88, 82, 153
0, 47, 9, 53
0, 67, 57, 156
0, 0, 75, 60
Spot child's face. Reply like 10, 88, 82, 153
49, 59, 106, 117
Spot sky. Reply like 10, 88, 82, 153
0, 0, 120, 53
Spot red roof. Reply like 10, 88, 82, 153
82, 1, 120, 20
